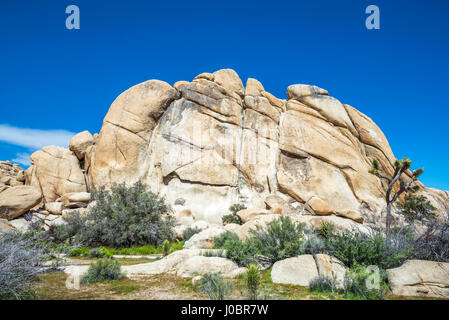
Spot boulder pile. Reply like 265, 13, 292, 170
4, 68, 444, 231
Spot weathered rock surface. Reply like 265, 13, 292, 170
271, 255, 319, 287
314, 254, 346, 290
271, 254, 347, 289
183, 227, 226, 249
264, 195, 296, 215
45, 202, 63, 215
8, 215, 39, 233
62, 208, 87, 220
19, 69, 448, 228
173, 220, 212, 240
176, 256, 239, 278
26, 146, 87, 203
0, 218, 15, 233
234, 214, 372, 241
236, 208, 270, 223
387, 260, 449, 298
89, 80, 180, 188
0, 161, 26, 189
306, 196, 332, 215
69, 131, 94, 161
0, 186, 42, 220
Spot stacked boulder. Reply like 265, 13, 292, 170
0, 160, 26, 189
0, 129, 96, 233
0, 131, 95, 233
15, 69, 448, 232
0, 161, 43, 232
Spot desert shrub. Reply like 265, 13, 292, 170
213, 232, 261, 266
249, 216, 306, 263
222, 204, 246, 225
197, 273, 233, 300
309, 276, 336, 293
81, 259, 124, 283
398, 194, 437, 222
316, 221, 335, 240
88, 247, 113, 259
74, 182, 174, 247
343, 264, 386, 300
412, 216, 449, 262
162, 240, 170, 256
201, 249, 225, 257
214, 231, 239, 248
0, 232, 48, 299
183, 227, 201, 241
87, 248, 105, 258
324, 229, 413, 269
300, 232, 326, 255
50, 212, 84, 244
245, 264, 262, 300
22, 221, 51, 242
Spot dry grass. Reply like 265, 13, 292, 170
34, 272, 205, 300
32, 259, 348, 300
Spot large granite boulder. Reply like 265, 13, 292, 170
0, 186, 42, 220
271, 255, 319, 287
387, 260, 449, 298
21, 69, 447, 228
26, 146, 87, 203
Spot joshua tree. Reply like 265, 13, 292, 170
369, 157, 423, 234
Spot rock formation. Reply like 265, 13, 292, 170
0, 186, 42, 220
0, 160, 26, 190
5, 68, 448, 229
387, 260, 449, 298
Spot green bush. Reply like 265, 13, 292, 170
88, 247, 113, 259
182, 227, 201, 241
50, 212, 84, 244
245, 264, 261, 300
398, 194, 437, 222
309, 276, 336, 293
162, 240, 170, 256
221, 204, 246, 225
316, 221, 335, 240
69, 242, 184, 257
201, 249, 225, 257
343, 264, 386, 300
81, 259, 124, 283
88, 248, 106, 258
74, 182, 175, 247
324, 229, 413, 269
215, 217, 310, 266
69, 247, 89, 257
250, 216, 306, 263
300, 232, 326, 255
198, 273, 233, 300
111, 241, 184, 255
213, 232, 261, 266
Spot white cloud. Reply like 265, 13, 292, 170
0, 124, 75, 150
11, 152, 31, 167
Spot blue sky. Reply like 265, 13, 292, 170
1, 0, 448, 190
